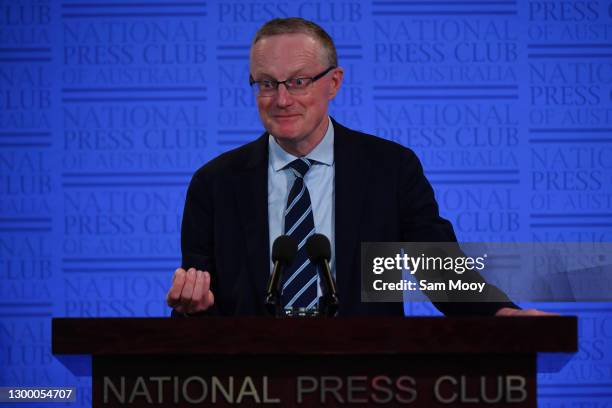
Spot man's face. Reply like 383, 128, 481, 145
250, 33, 343, 149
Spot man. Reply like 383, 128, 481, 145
166, 17, 547, 317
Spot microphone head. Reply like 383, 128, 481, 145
305, 233, 331, 262
271, 235, 297, 265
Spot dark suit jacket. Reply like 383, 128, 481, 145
179, 119, 516, 317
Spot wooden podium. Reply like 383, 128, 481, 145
52, 317, 576, 407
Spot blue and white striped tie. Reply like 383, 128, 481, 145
282, 158, 318, 310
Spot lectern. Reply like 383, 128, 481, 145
52, 317, 576, 407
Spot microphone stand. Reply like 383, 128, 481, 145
265, 261, 284, 317
317, 260, 339, 317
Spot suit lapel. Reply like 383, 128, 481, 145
233, 134, 270, 302
333, 120, 370, 307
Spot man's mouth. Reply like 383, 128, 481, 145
275, 114, 300, 118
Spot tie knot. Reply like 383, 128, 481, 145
287, 158, 313, 178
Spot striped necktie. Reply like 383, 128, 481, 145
281, 158, 318, 310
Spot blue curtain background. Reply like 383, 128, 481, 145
1, 0, 611, 406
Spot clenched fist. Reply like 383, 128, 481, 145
166, 267, 215, 314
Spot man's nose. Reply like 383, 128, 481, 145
275, 83, 293, 107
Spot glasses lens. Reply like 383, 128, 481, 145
252, 82, 273, 97
287, 78, 311, 94
258, 86, 275, 97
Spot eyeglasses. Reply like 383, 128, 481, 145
249, 66, 336, 97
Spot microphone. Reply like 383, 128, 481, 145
305, 234, 339, 316
265, 235, 297, 316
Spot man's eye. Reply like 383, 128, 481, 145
261, 81, 275, 89
293, 78, 306, 87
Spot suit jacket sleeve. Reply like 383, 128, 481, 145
172, 167, 220, 317
397, 148, 518, 316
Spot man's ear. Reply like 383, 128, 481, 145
327, 67, 344, 100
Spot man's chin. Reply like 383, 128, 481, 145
268, 124, 302, 140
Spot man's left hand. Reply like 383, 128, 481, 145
495, 307, 559, 316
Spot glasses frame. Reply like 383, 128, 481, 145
249, 66, 337, 97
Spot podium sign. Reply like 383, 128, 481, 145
53, 317, 577, 407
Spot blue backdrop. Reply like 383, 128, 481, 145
1, 0, 611, 406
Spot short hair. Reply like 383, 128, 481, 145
251, 17, 338, 67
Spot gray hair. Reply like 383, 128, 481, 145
252, 17, 338, 66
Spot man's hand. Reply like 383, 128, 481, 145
166, 267, 215, 314
495, 307, 558, 316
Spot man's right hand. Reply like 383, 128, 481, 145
166, 268, 215, 314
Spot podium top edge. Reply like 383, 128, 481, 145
51, 316, 577, 355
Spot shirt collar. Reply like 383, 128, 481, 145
269, 116, 335, 172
